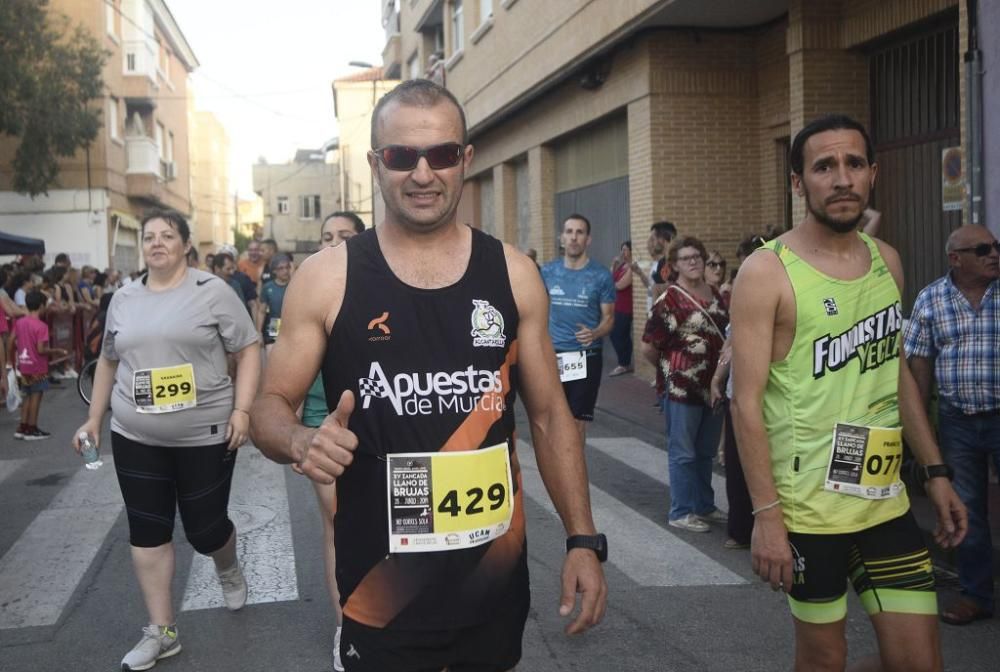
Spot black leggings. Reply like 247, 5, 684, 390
111, 431, 237, 554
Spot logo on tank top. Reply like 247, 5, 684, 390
367, 311, 391, 342
823, 298, 839, 316
358, 361, 506, 416
812, 302, 903, 379
470, 300, 506, 348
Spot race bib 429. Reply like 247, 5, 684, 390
386, 443, 513, 553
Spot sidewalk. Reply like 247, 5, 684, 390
593, 349, 1000, 580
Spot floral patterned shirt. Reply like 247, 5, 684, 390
643, 285, 728, 405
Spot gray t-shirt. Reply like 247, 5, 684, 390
102, 268, 259, 446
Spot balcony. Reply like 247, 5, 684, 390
382, 33, 401, 78
122, 40, 159, 103
126, 136, 159, 175
125, 135, 166, 203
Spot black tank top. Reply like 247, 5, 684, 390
323, 227, 527, 630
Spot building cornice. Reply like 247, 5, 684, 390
151, 0, 199, 70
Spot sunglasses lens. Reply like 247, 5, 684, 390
381, 146, 419, 170
425, 143, 463, 169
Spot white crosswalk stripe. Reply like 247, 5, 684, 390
587, 437, 730, 513
0, 458, 123, 630
517, 441, 746, 587
0, 434, 747, 632
181, 447, 299, 611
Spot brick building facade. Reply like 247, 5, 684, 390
382, 0, 973, 374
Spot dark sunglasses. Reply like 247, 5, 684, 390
952, 241, 1000, 257
371, 143, 464, 171
706, 261, 726, 269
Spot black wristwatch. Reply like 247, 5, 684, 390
920, 464, 954, 483
566, 534, 608, 563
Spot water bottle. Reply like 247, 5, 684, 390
79, 432, 103, 470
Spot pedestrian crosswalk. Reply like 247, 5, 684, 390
0, 456, 123, 630
181, 449, 299, 611
0, 435, 747, 633
519, 441, 745, 587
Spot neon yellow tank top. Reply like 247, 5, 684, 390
762, 233, 910, 533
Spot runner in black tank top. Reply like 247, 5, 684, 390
250, 79, 606, 672
325, 226, 528, 632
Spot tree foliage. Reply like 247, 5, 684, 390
0, 0, 107, 196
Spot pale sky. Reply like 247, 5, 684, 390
165, 0, 386, 195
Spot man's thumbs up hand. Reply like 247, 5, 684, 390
292, 390, 359, 484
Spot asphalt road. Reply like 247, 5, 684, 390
1, 375, 998, 672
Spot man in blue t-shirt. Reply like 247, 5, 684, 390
541, 214, 615, 438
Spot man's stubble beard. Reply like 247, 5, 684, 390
378, 166, 463, 234
803, 185, 866, 234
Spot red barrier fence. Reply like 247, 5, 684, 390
44, 306, 91, 372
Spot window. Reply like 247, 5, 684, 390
407, 52, 421, 80
155, 122, 165, 159
451, 0, 464, 53
299, 195, 321, 219
162, 49, 171, 83
479, 0, 492, 23
108, 98, 120, 141
434, 25, 445, 54
106, 0, 118, 37
166, 132, 174, 162
277, 197, 289, 214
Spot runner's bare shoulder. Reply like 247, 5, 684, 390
732, 242, 790, 309
501, 243, 546, 315
285, 243, 349, 333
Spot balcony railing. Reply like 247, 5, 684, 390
126, 136, 159, 175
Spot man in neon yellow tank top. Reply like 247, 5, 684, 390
730, 114, 968, 672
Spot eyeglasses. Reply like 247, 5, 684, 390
706, 261, 725, 269
951, 241, 1000, 257
371, 143, 464, 171
676, 254, 704, 264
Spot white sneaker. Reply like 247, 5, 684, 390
63, 367, 79, 379
668, 514, 710, 533
697, 509, 728, 524
216, 561, 247, 611
333, 625, 344, 671
121, 624, 181, 671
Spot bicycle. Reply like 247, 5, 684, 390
77, 358, 98, 405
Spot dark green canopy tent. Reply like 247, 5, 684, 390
0, 231, 46, 255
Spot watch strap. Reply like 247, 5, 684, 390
566, 533, 608, 562
921, 464, 954, 482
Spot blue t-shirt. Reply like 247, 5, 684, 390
541, 258, 615, 352
260, 280, 287, 319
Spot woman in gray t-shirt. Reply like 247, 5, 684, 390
72, 209, 260, 671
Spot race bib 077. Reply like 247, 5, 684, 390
824, 423, 905, 500
386, 443, 513, 553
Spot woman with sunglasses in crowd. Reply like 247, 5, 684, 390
642, 236, 729, 533
704, 251, 728, 300
72, 208, 261, 671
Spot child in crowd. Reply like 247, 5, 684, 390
13, 290, 68, 440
